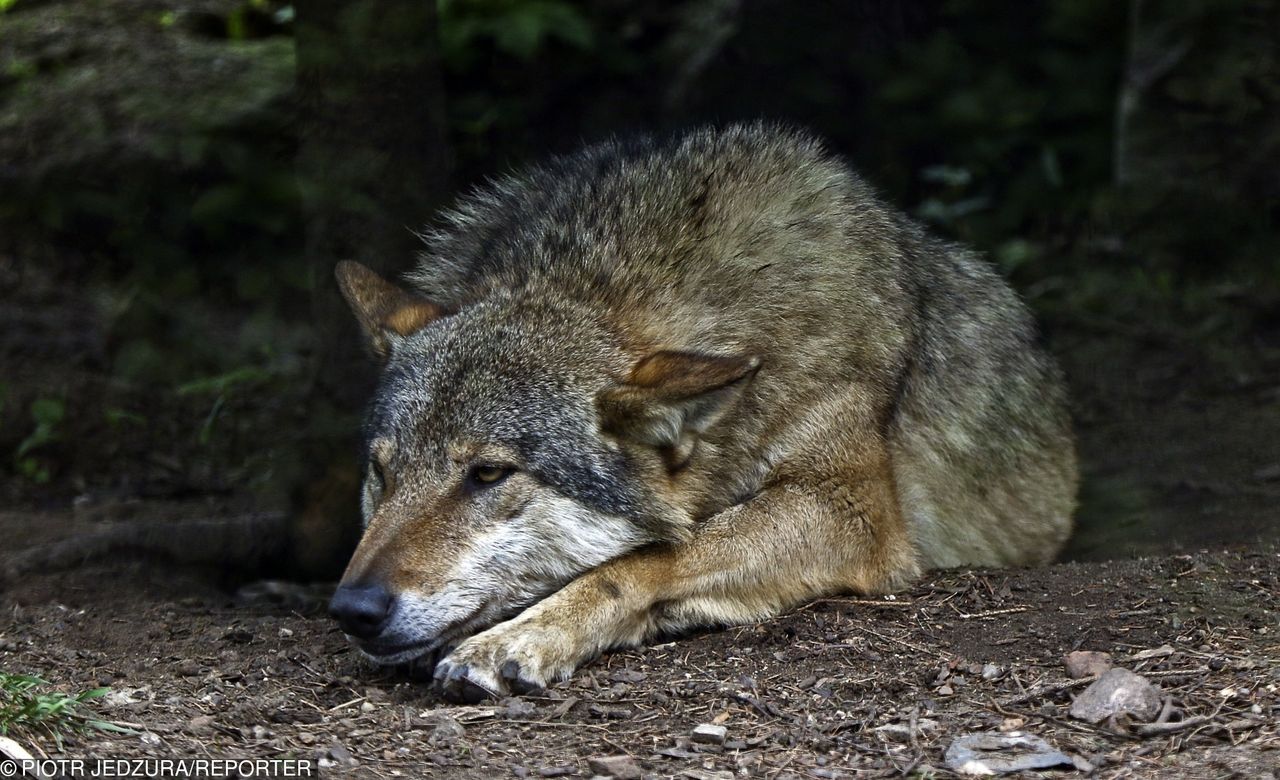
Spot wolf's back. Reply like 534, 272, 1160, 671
409, 123, 1077, 567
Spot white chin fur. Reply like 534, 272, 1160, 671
351, 501, 644, 661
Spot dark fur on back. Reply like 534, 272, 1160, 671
405, 122, 1074, 566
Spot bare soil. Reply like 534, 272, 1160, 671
2, 544, 1278, 778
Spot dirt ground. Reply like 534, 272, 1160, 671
2, 544, 1277, 779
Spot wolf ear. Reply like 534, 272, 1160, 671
335, 261, 446, 358
598, 350, 761, 467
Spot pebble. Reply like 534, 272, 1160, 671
504, 697, 538, 718
691, 723, 727, 744
587, 755, 642, 779
1063, 650, 1113, 679
980, 663, 1002, 680
1069, 668, 1161, 723
945, 732, 1073, 775
538, 766, 574, 778
427, 715, 466, 745
326, 744, 356, 766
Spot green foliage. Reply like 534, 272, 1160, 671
438, 0, 593, 63
178, 366, 280, 446
13, 397, 65, 484
0, 673, 125, 744
104, 408, 147, 429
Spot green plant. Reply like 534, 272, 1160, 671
13, 397, 65, 484
0, 673, 127, 745
438, 0, 594, 63
103, 408, 147, 429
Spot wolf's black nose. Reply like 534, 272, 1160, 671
329, 583, 393, 639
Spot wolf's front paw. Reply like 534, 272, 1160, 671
432, 620, 579, 703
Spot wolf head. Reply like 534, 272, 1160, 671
327, 261, 758, 664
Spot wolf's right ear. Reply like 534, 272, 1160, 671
598, 350, 761, 469
335, 261, 446, 359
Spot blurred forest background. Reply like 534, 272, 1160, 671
1, 0, 1277, 579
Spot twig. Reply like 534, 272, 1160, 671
1000, 676, 1098, 707
1134, 715, 1212, 736
951, 605, 1030, 620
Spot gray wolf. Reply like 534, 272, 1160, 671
327, 123, 1077, 702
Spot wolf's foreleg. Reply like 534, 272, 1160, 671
434, 449, 920, 701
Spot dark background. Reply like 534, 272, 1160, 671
2, 0, 1277, 579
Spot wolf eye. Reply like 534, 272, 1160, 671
467, 463, 512, 489
369, 460, 387, 493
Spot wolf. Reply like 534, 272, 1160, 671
328, 123, 1077, 703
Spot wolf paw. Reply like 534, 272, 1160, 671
432, 624, 573, 703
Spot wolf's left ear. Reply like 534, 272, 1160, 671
335, 261, 446, 359
598, 350, 761, 467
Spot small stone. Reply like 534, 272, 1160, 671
1069, 668, 1161, 724
980, 663, 1002, 680
359, 701, 375, 713
691, 723, 727, 744
945, 732, 1073, 775
327, 744, 354, 764
175, 660, 202, 677
139, 731, 162, 747
937, 684, 954, 696
297, 732, 316, 745
538, 766, 574, 778
1063, 650, 1113, 679
427, 715, 465, 745
587, 755, 642, 779
279, 628, 294, 638
184, 715, 216, 735
504, 697, 538, 718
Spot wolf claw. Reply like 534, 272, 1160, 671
434, 661, 497, 704
499, 660, 544, 696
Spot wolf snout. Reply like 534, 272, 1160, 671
329, 582, 394, 639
